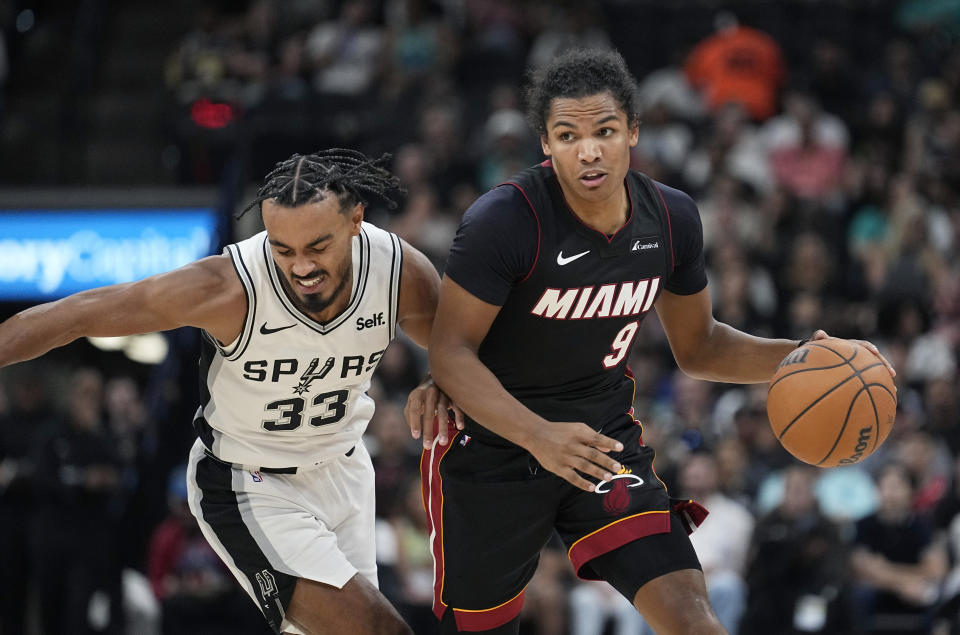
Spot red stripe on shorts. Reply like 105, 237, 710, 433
567, 510, 671, 579
452, 591, 525, 632
420, 422, 457, 621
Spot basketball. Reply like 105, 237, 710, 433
767, 338, 897, 467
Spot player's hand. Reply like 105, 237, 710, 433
526, 421, 624, 493
809, 329, 896, 377
404, 375, 465, 449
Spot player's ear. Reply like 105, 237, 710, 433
350, 202, 364, 235
628, 118, 639, 147
540, 134, 552, 157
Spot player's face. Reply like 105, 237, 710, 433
540, 92, 638, 209
262, 195, 362, 319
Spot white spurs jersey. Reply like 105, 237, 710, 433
193, 222, 403, 468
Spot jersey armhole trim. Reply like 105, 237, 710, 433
219, 244, 256, 361
388, 232, 403, 341
654, 184, 676, 273
503, 182, 541, 284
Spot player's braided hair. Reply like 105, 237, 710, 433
238, 148, 402, 217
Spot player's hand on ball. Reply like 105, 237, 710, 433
810, 329, 896, 378
527, 421, 624, 492
404, 375, 465, 449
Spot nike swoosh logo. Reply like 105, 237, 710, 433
557, 250, 590, 266
259, 323, 296, 335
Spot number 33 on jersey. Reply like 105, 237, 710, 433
194, 223, 402, 469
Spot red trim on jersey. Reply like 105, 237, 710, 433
612, 178, 637, 243
420, 423, 458, 621
624, 366, 644, 443
654, 183, 676, 272
503, 183, 542, 284
541, 159, 552, 167
451, 591, 526, 631
567, 510, 671, 579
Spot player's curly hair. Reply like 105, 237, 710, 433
524, 48, 640, 136
238, 148, 402, 217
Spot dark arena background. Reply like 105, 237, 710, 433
1, 0, 959, 633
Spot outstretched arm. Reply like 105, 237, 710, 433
654, 286, 895, 382
0, 255, 245, 369
654, 286, 797, 383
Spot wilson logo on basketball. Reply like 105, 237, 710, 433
838, 427, 873, 464
778, 348, 809, 368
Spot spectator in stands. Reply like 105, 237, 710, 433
741, 466, 849, 634
633, 98, 695, 184
381, 0, 458, 106
32, 368, 124, 635
666, 452, 753, 634
763, 89, 850, 202
684, 12, 785, 122
105, 375, 157, 571
164, 4, 234, 104
0, 369, 54, 635
683, 102, 772, 198
933, 452, 960, 632
475, 107, 537, 191
569, 579, 642, 635
522, 540, 570, 635
896, 429, 952, 514
305, 0, 383, 101
367, 401, 420, 519
148, 465, 267, 635
390, 477, 437, 635
851, 462, 948, 634
526, 4, 611, 70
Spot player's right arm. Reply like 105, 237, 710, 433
0, 255, 245, 369
429, 278, 623, 492
429, 187, 623, 492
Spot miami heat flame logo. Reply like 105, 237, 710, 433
595, 466, 644, 515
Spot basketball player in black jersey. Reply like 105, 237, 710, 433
424, 49, 895, 634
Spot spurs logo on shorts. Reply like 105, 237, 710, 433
595, 466, 644, 515
256, 570, 279, 600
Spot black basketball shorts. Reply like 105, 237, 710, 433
420, 415, 706, 632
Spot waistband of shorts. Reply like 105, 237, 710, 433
201, 446, 355, 474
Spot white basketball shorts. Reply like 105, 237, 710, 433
185, 437, 377, 634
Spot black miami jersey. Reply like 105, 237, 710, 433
445, 161, 707, 435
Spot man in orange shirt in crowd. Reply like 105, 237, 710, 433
684, 12, 785, 121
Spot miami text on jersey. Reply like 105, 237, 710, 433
530, 277, 661, 320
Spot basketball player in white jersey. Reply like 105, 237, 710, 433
0, 149, 461, 635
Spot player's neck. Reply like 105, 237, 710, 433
563, 185, 630, 236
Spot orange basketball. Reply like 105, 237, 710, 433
766, 338, 897, 467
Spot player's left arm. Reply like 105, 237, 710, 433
653, 183, 894, 382
655, 287, 798, 383
655, 289, 895, 382
395, 239, 439, 348
394, 239, 464, 442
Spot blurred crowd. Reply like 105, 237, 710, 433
3, 0, 960, 633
